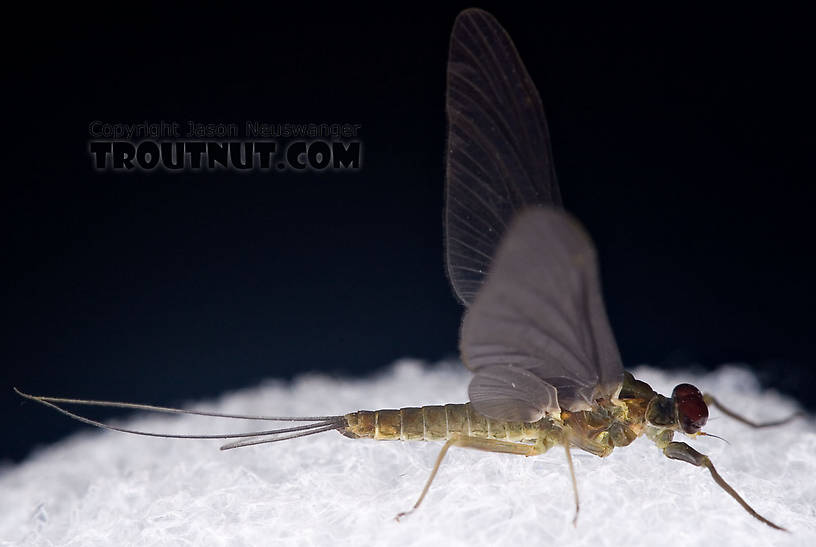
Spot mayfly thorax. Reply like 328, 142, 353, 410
16, 8, 800, 531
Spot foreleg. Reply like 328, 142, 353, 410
704, 394, 802, 428
662, 441, 785, 531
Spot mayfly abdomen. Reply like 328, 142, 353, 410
341, 403, 540, 443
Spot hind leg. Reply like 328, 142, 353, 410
395, 435, 542, 520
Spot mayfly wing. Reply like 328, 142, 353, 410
445, 8, 562, 306
460, 207, 623, 421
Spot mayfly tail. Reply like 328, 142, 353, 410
13, 388, 337, 421
220, 423, 344, 450
13, 387, 346, 442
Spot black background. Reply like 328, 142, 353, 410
4, 5, 812, 463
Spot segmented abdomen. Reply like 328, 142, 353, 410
341, 403, 540, 442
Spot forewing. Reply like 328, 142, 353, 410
445, 8, 562, 306
461, 207, 623, 420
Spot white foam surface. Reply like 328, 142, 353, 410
2, 361, 814, 546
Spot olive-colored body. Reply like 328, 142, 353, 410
342, 403, 550, 443
341, 372, 669, 459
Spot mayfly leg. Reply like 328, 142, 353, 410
662, 441, 786, 531
563, 442, 580, 526
395, 434, 541, 521
703, 394, 803, 428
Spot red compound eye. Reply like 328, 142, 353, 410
672, 383, 708, 434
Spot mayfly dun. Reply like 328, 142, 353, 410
16, 8, 800, 530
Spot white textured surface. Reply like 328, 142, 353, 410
2, 361, 814, 546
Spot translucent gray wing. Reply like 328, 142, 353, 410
445, 8, 562, 306
467, 364, 558, 423
461, 207, 623, 421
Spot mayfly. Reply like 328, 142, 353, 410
16, 8, 799, 530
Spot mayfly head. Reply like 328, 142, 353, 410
643, 382, 709, 436
671, 383, 709, 435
